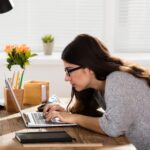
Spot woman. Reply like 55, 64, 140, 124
44, 34, 150, 150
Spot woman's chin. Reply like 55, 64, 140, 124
74, 87, 84, 92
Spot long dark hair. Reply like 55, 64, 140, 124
61, 34, 150, 117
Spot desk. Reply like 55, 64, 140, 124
0, 107, 135, 150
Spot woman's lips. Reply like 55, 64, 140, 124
71, 83, 76, 88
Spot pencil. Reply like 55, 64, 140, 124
11, 71, 15, 87
14, 71, 20, 89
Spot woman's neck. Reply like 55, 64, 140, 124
91, 79, 105, 92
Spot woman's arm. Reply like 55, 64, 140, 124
73, 114, 106, 134
44, 110, 106, 135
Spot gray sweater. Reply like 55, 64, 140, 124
99, 71, 150, 150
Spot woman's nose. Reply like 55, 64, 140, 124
65, 74, 70, 81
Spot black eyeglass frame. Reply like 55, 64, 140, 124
65, 66, 82, 76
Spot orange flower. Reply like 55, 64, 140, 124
4, 44, 15, 53
4, 44, 31, 54
16, 44, 30, 53
4, 43, 37, 70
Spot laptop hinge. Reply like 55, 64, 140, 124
23, 113, 30, 124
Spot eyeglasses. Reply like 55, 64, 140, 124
65, 66, 82, 76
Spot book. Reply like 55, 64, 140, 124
15, 131, 74, 144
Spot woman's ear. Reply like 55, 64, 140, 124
89, 68, 95, 74
84, 68, 95, 76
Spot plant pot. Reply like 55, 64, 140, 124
43, 42, 54, 55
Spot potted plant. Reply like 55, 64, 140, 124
42, 34, 54, 55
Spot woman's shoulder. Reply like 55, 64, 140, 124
107, 71, 134, 81
106, 71, 147, 89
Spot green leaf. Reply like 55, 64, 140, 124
25, 51, 31, 58
31, 53, 37, 57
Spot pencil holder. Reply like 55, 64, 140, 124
4, 88, 24, 113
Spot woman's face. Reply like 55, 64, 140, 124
63, 61, 94, 91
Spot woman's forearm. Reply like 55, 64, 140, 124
73, 114, 106, 135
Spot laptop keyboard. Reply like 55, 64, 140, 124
31, 112, 48, 124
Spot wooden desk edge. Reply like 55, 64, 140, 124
23, 143, 103, 148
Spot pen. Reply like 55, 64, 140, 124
19, 70, 25, 89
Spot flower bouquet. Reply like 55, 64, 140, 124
4, 44, 37, 89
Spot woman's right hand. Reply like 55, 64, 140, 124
43, 104, 66, 117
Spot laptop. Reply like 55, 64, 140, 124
5, 78, 77, 128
